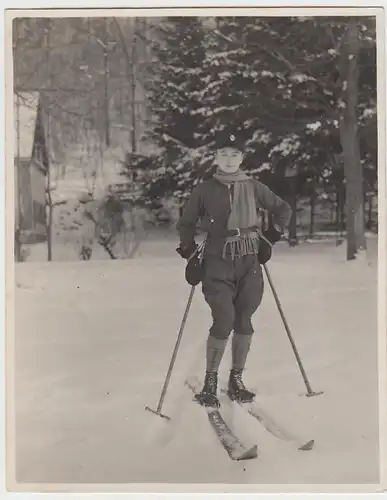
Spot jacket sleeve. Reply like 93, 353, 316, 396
176, 184, 204, 249
254, 180, 292, 232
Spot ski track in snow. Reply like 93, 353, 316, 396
13, 238, 380, 487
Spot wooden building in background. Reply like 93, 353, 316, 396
14, 91, 47, 247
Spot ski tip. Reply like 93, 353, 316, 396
236, 445, 258, 461
298, 439, 314, 451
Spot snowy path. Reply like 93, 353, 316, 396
12, 239, 380, 488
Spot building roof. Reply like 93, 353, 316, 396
14, 91, 40, 159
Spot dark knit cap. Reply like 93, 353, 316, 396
215, 130, 245, 151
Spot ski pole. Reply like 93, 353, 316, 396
263, 263, 323, 398
145, 241, 206, 420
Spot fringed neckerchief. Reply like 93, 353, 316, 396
213, 168, 261, 260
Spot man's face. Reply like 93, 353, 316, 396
215, 147, 243, 173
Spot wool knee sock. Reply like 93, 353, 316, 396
206, 336, 228, 372
231, 333, 253, 371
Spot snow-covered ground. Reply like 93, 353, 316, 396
11, 236, 381, 491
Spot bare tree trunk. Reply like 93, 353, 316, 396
45, 19, 53, 261
46, 174, 53, 261
309, 174, 316, 237
131, 18, 137, 155
330, 196, 335, 227
339, 20, 366, 260
288, 175, 298, 246
366, 194, 373, 230
113, 17, 137, 154
335, 183, 340, 233
335, 180, 346, 237
103, 18, 110, 147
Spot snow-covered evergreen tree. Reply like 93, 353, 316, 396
143, 17, 208, 204
139, 15, 376, 250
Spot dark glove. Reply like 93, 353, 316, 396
258, 215, 283, 264
257, 237, 272, 264
262, 214, 283, 245
176, 242, 198, 260
176, 242, 204, 286
185, 255, 204, 286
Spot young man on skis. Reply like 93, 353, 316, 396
177, 131, 292, 408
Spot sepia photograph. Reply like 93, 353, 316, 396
5, 6, 385, 493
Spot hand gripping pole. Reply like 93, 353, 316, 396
145, 241, 206, 420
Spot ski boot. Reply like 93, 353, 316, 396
194, 371, 220, 408
227, 369, 255, 403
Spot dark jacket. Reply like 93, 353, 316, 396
177, 177, 292, 257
